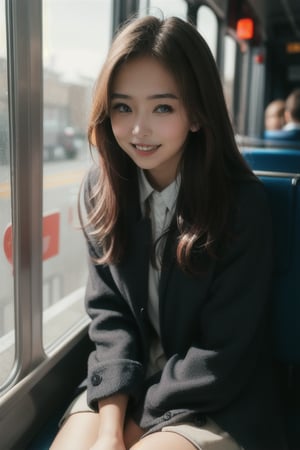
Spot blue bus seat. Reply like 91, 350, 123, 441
241, 146, 300, 363
264, 128, 300, 142
242, 147, 300, 173
241, 146, 300, 449
260, 174, 300, 363
27, 410, 63, 449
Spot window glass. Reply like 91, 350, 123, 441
42, 0, 112, 349
223, 35, 237, 121
197, 6, 218, 59
0, 0, 15, 386
143, 0, 187, 20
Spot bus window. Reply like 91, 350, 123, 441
223, 35, 237, 122
197, 5, 218, 59
144, 0, 187, 20
42, 0, 112, 350
0, 0, 14, 386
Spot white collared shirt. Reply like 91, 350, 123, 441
138, 169, 180, 374
282, 122, 300, 130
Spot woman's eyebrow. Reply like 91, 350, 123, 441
111, 93, 178, 100
111, 93, 130, 99
148, 93, 178, 100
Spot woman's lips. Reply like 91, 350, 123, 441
132, 144, 160, 153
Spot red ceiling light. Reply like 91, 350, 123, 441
237, 18, 254, 40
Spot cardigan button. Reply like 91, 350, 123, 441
163, 411, 172, 421
91, 374, 102, 386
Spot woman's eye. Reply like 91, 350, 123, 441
155, 104, 174, 113
112, 103, 131, 113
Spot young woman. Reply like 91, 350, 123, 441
50, 15, 287, 450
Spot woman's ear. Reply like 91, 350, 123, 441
190, 123, 200, 132
284, 110, 291, 124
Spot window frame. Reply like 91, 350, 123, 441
5, 0, 44, 388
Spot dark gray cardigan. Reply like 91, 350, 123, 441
84, 171, 287, 450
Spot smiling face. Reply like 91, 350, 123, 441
110, 56, 196, 190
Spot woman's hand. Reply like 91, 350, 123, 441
89, 394, 128, 450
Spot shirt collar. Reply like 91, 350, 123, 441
138, 169, 181, 212
283, 122, 300, 131
138, 169, 154, 204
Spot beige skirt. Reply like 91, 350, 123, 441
60, 390, 243, 450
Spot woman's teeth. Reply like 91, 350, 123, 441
134, 144, 159, 152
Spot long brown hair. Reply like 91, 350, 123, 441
84, 15, 253, 273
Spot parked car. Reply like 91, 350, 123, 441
44, 122, 78, 160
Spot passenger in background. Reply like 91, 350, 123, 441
282, 88, 300, 139
264, 99, 286, 131
264, 90, 300, 142
50, 15, 287, 450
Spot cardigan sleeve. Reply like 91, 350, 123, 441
133, 181, 274, 428
83, 167, 145, 410
85, 257, 145, 410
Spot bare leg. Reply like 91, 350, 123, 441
49, 412, 100, 450
49, 413, 198, 450
130, 431, 198, 450
50, 413, 145, 450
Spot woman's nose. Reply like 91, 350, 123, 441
131, 117, 150, 137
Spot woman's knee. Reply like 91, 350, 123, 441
49, 412, 99, 450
